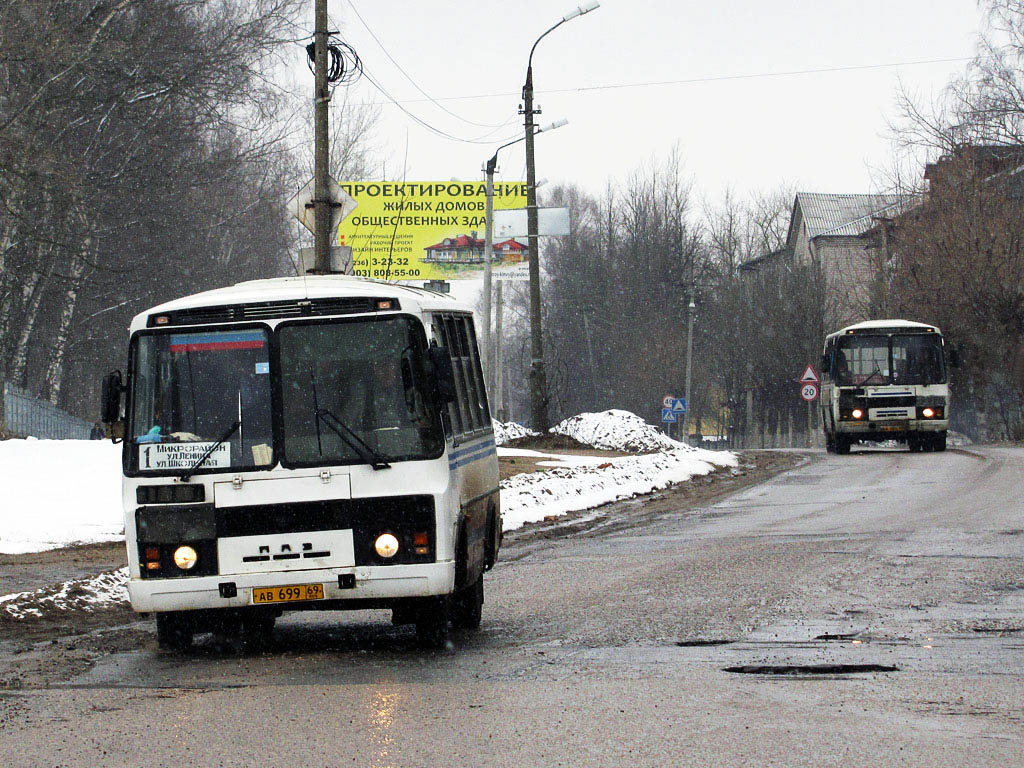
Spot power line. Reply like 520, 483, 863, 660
349, 56, 973, 108
345, 0, 509, 129
359, 67, 521, 145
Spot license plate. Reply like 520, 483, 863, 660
252, 583, 324, 605
878, 423, 905, 432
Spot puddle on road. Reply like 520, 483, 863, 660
723, 663, 898, 676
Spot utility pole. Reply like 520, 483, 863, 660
494, 280, 504, 420
522, 66, 549, 432
481, 155, 497, 387
519, 3, 599, 431
312, 0, 331, 274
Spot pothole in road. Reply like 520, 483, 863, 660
814, 632, 862, 641
723, 663, 898, 676
675, 639, 734, 647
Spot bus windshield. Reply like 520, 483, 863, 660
892, 334, 945, 385
130, 328, 274, 472
835, 333, 945, 386
278, 315, 444, 466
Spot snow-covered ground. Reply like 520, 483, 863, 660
492, 419, 540, 446
551, 409, 686, 452
0, 568, 128, 619
0, 438, 124, 554
498, 445, 736, 531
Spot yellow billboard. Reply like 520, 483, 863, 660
337, 181, 529, 281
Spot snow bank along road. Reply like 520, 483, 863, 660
3, 446, 1024, 767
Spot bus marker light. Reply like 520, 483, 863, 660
145, 561, 160, 571
376, 299, 395, 311
413, 532, 429, 547
375, 533, 399, 558
145, 547, 160, 560
173, 545, 198, 570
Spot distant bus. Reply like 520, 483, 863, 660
101, 276, 501, 650
820, 320, 955, 454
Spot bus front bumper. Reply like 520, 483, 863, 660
128, 561, 456, 613
837, 419, 948, 440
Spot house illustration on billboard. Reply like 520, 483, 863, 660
422, 232, 529, 264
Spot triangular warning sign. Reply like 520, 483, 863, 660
800, 364, 819, 384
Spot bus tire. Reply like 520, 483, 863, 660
415, 597, 450, 649
452, 575, 483, 631
933, 432, 947, 452
834, 435, 851, 455
156, 612, 194, 652
484, 509, 498, 571
825, 432, 835, 453
908, 436, 922, 452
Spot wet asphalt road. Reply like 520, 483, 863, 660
3, 446, 1024, 766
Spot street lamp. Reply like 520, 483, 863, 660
521, 1, 600, 432
481, 120, 568, 406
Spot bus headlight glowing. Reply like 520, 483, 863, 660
922, 407, 935, 418
852, 408, 863, 419
374, 533, 400, 559
173, 545, 198, 570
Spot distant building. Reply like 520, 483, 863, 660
422, 232, 528, 265
741, 192, 917, 327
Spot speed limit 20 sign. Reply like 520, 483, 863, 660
800, 383, 819, 402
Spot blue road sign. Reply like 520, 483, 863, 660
661, 408, 678, 423
672, 397, 687, 413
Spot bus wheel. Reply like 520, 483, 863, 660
452, 576, 484, 631
835, 436, 851, 455
908, 436, 922, 452
415, 597, 450, 649
156, 612, 194, 652
932, 432, 947, 452
825, 432, 835, 453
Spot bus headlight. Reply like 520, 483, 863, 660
173, 545, 198, 570
374, 533, 400, 559
851, 408, 863, 419
922, 407, 935, 418
917, 406, 944, 419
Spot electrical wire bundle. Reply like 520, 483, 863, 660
306, 37, 362, 85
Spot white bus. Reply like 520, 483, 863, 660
820, 319, 956, 454
100, 276, 501, 650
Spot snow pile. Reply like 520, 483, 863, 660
551, 409, 684, 453
499, 447, 737, 531
0, 438, 124, 554
0, 568, 128, 619
492, 419, 540, 446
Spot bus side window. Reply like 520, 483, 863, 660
432, 316, 462, 437
462, 317, 491, 427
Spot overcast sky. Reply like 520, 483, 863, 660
292, 1, 983, 203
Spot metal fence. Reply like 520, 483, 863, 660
3, 383, 94, 440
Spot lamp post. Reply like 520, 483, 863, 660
482, 121, 568, 401
521, 1, 599, 431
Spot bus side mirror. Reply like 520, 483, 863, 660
949, 348, 961, 368
428, 346, 457, 404
821, 353, 831, 376
100, 370, 125, 434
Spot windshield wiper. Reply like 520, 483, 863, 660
179, 420, 240, 482
861, 365, 887, 386
315, 408, 391, 470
